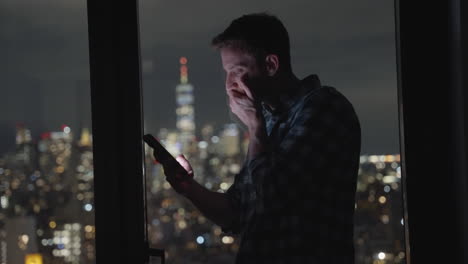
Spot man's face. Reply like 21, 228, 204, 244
220, 47, 268, 101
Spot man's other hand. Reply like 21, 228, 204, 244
160, 154, 194, 195
227, 78, 263, 132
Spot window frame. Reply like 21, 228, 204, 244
86, 1, 163, 263
86, 0, 468, 263
395, 0, 468, 263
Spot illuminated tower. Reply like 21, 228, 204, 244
175, 57, 195, 152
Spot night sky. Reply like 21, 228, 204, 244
1, 0, 399, 155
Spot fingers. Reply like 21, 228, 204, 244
227, 88, 246, 100
228, 89, 252, 108
176, 155, 194, 175
238, 77, 255, 100
228, 94, 237, 113
159, 155, 194, 195
163, 164, 188, 182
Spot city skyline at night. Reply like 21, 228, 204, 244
0, 121, 404, 264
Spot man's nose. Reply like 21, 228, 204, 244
225, 79, 239, 91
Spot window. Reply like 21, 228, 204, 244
0, 0, 95, 263
139, 1, 405, 263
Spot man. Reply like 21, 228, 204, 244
160, 13, 361, 264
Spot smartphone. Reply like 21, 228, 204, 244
143, 134, 186, 174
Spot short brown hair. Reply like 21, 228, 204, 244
212, 13, 292, 73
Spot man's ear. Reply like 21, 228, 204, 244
265, 54, 279, 76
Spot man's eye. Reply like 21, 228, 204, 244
229, 70, 239, 76
234, 68, 244, 75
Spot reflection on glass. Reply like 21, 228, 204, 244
0, 0, 94, 263
139, 1, 404, 263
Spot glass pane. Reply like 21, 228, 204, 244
139, 1, 404, 263
0, 1, 95, 263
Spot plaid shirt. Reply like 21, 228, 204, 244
223, 74, 361, 264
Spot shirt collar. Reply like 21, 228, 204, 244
261, 74, 322, 118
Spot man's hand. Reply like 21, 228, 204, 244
227, 77, 269, 160
157, 154, 238, 229
227, 77, 264, 133
160, 154, 195, 196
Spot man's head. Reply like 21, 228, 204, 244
212, 13, 292, 101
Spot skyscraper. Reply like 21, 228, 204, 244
175, 57, 195, 153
